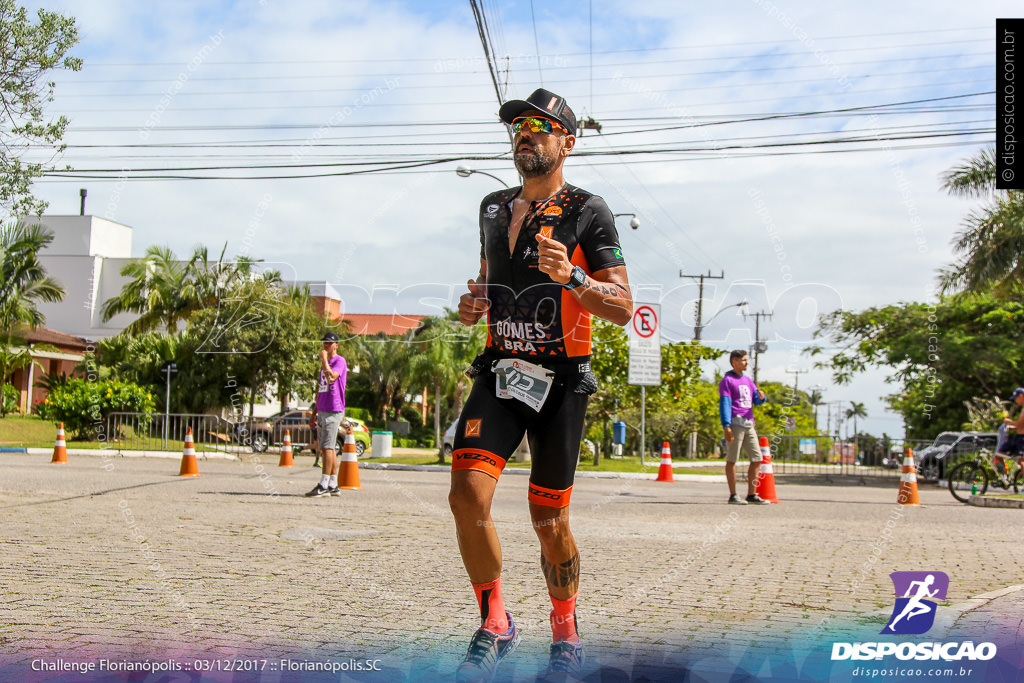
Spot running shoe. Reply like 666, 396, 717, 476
455, 612, 520, 683
329, 486, 341, 496
543, 639, 585, 681
746, 493, 770, 504
728, 494, 747, 505
305, 484, 330, 497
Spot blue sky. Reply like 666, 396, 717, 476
20, 0, 1019, 436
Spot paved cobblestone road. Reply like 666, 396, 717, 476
1, 453, 1021, 681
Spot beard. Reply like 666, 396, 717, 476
514, 143, 559, 177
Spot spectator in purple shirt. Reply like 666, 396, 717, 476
719, 350, 768, 505
306, 331, 348, 497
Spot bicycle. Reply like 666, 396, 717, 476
947, 448, 1023, 503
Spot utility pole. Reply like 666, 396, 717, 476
743, 310, 773, 384
679, 269, 724, 341
785, 368, 809, 396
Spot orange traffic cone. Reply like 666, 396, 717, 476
337, 428, 361, 490
897, 447, 920, 506
656, 441, 674, 482
50, 422, 68, 464
178, 427, 200, 477
755, 436, 780, 503
278, 429, 294, 468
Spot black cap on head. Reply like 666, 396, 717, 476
322, 331, 339, 343
499, 88, 576, 136
1012, 387, 1024, 400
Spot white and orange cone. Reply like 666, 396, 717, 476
278, 429, 294, 468
755, 436, 780, 503
337, 428, 361, 490
656, 441, 674, 482
51, 422, 68, 464
897, 447, 920, 506
178, 427, 200, 477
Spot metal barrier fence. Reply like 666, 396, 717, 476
751, 435, 935, 482
105, 412, 295, 455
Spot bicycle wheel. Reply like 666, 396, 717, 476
1013, 468, 1022, 494
947, 462, 987, 503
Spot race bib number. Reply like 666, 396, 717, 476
493, 359, 553, 411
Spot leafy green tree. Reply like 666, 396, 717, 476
98, 281, 326, 416
0, 0, 82, 218
939, 146, 1024, 298
0, 222, 64, 414
812, 294, 1024, 438
588, 319, 722, 457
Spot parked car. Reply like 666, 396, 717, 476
442, 419, 458, 458
916, 431, 998, 481
234, 410, 370, 456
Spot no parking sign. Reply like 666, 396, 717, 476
628, 303, 661, 386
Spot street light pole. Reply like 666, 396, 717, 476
613, 213, 640, 230
455, 165, 510, 188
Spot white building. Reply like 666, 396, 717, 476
22, 215, 139, 340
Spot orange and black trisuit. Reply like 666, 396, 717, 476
453, 183, 626, 507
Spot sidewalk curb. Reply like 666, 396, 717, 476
968, 495, 1024, 509
25, 448, 240, 462
932, 583, 1024, 638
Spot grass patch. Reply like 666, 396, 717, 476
0, 415, 62, 447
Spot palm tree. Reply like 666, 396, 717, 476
101, 244, 279, 335
407, 318, 475, 462
0, 222, 65, 414
939, 146, 1024, 297
845, 401, 867, 442
101, 245, 189, 334
352, 333, 415, 424
808, 388, 825, 433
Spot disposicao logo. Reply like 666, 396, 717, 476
831, 571, 997, 663
882, 571, 948, 635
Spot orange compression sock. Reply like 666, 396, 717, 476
472, 579, 509, 633
549, 592, 579, 643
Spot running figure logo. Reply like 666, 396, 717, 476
881, 571, 949, 635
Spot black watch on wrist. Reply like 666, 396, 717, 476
564, 265, 587, 290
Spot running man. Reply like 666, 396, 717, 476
719, 350, 769, 505
451, 88, 632, 681
886, 574, 939, 631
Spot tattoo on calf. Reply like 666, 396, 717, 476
541, 552, 581, 589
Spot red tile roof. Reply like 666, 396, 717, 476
333, 313, 426, 337
15, 326, 91, 352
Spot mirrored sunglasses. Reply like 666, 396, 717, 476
511, 116, 564, 134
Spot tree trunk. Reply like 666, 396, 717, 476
434, 383, 442, 463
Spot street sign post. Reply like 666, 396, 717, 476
628, 304, 661, 465
161, 361, 178, 450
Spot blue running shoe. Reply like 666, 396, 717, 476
543, 639, 585, 681
455, 612, 520, 683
